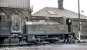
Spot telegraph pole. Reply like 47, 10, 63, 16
78, 0, 81, 40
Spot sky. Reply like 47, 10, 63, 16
31, 0, 87, 16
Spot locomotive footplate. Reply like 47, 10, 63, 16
26, 32, 77, 44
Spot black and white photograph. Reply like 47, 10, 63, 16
0, 0, 87, 50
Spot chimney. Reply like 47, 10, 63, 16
58, 0, 64, 9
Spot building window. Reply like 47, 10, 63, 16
0, 13, 7, 22
11, 14, 22, 33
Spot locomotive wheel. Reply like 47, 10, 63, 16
45, 39, 57, 43
0, 37, 5, 44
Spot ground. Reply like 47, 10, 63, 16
1, 44, 87, 50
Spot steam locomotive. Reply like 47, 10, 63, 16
0, 19, 77, 46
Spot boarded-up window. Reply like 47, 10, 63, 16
72, 21, 79, 33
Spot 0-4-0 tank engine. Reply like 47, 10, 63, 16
24, 20, 77, 44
